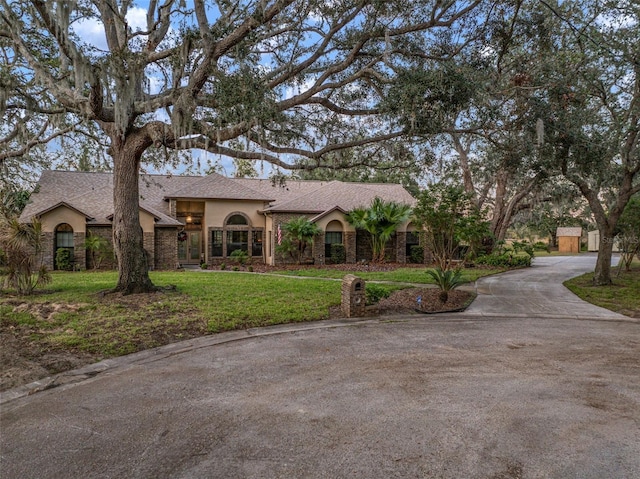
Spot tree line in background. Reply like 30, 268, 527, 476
1, 0, 638, 292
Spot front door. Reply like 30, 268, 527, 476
178, 231, 202, 264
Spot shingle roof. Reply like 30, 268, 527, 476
262, 180, 415, 213
19, 171, 182, 226
556, 227, 583, 237
166, 172, 272, 201
19, 171, 416, 226
234, 178, 328, 205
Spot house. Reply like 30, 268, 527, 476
556, 227, 582, 253
19, 171, 420, 270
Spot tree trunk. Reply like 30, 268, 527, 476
452, 134, 477, 205
490, 171, 508, 242
593, 226, 615, 286
111, 137, 156, 294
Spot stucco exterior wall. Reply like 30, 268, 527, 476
140, 211, 156, 233
203, 200, 265, 263
40, 206, 86, 233
313, 212, 354, 233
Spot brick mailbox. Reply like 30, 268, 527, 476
342, 274, 366, 318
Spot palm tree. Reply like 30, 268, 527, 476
347, 197, 412, 263
84, 233, 111, 269
0, 216, 51, 295
277, 217, 321, 264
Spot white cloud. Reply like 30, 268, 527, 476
72, 7, 149, 51
73, 18, 108, 50
126, 7, 148, 31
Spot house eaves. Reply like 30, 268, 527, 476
309, 206, 348, 223
22, 201, 94, 222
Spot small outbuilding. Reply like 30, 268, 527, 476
556, 227, 582, 253
587, 230, 621, 252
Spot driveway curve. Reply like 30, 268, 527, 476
466, 255, 628, 319
1, 256, 639, 479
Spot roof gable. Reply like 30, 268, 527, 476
25, 201, 94, 221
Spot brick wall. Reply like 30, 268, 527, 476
271, 213, 314, 265
143, 232, 155, 270
395, 232, 407, 264
155, 228, 179, 270
42, 232, 54, 270
86, 227, 116, 270
345, 231, 356, 264
355, 230, 399, 263
313, 233, 325, 265
73, 232, 86, 270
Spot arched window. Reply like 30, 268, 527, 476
324, 220, 344, 258
226, 213, 249, 255
55, 223, 74, 248
212, 213, 263, 259
55, 223, 74, 270
226, 214, 248, 225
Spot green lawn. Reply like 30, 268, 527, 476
0, 270, 341, 358
270, 266, 503, 284
564, 262, 640, 318
0, 265, 506, 365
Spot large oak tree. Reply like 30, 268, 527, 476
0, 0, 485, 293
534, 0, 640, 284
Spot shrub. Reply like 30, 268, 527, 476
409, 245, 424, 264
229, 249, 249, 265
476, 253, 532, 268
511, 240, 534, 257
330, 243, 346, 264
533, 241, 550, 252
220, 263, 226, 270
365, 283, 392, 305
55, 248, 74, 271
200, 262, 209, 269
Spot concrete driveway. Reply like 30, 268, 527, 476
1, 256, 639, 479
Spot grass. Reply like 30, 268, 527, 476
564, 261, 640, 317
1, 270, 341, 359
270, 266, 503, 284
0, 264, 513, 368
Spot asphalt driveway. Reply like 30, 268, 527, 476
1, 256, 639, 479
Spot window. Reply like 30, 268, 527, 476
211, 230, 223, 257
227, 230, 248, 254
252, 230, 263, 257
227, 214, 248, 225
406, 230, 421, 262
324, 231, 343, 258
55, 223, 74, 270
56, 223, 74, 248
